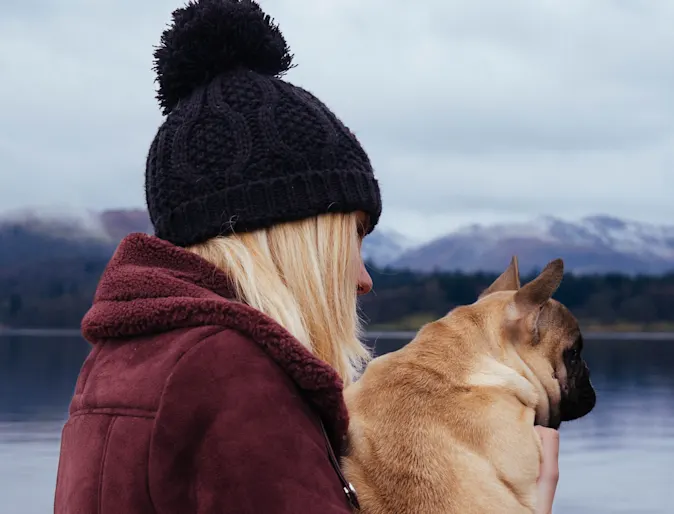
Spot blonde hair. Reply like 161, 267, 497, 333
187, 212, 371, 385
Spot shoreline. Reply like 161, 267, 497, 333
2, 327, 674, 341
0, 328, 84, 337
367, 330, 674, 341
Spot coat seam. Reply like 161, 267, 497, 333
70, 408, 156, 419
147, 325, 226, 513
97, 416, 117, 514
80, 341, 107, 394
53, 422, 69, 512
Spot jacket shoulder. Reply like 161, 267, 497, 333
69, 325, 225, 416
70, 325, 294, 417
173, 326, 288, 381
153, 326, 311, 438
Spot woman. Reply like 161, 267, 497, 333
53, 1, 560, 512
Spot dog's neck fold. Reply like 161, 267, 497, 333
430, 309, 557, 427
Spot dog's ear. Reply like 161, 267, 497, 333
513, 258, 564, 314
479, 256, 521, 299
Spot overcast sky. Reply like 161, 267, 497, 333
1, 0, 673, 241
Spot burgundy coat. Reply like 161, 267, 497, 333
54, 233, 357, 513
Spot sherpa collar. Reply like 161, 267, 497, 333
81, 233, 349, 448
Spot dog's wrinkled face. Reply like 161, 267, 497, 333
478, 256, 596, 428
560, 336, 596, 423
536, 301, 596, 427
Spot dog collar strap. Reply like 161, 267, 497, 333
319, 419, 361, 511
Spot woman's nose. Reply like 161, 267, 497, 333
357, 264, 373, 295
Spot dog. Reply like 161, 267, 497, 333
343, 257, 596, 513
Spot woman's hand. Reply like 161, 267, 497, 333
535, 426, 560, 514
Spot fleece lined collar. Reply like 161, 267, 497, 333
81, 233, 349, 448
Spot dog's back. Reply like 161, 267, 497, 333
343, 312, 543, 514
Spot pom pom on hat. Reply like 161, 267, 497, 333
153, 0, 294, 115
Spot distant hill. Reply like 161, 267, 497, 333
361, 228, 416, 267
0, 208, 150, 269
392, 215, 674, 275
2, 209, 674, 275
98, 209, 152, 241
1, 208, 674, 330
0, 208, 411, 269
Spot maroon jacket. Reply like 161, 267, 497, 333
54, 233, 356, 513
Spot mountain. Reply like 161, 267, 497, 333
392, 215, 674, 275
2, 209, 674, 275
0, 208, 409, 269
0, 208, 151, 269
361, 228, 415, 267
98, 209, 153, 241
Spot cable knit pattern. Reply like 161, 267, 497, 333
146, 1, 381, 247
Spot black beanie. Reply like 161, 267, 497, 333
146, 0, 382, 247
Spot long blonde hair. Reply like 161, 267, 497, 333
187, 212, 371, 385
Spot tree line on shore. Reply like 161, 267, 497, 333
1, 257, 674, 331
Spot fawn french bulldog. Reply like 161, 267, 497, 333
343, 257, 596, 513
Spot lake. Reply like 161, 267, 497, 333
1, 333, 673, 514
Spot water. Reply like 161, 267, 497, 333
1, 334, 673, 514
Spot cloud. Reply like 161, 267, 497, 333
1, 0, 672, 240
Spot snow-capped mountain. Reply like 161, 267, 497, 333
391, 215, 674, 275
2, 209, 674, 275
361, 228, 416, 267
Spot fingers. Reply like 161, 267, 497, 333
534, 426, 560, 514
536, 426, 560, 481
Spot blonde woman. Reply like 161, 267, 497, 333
53, 1, 560, 512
